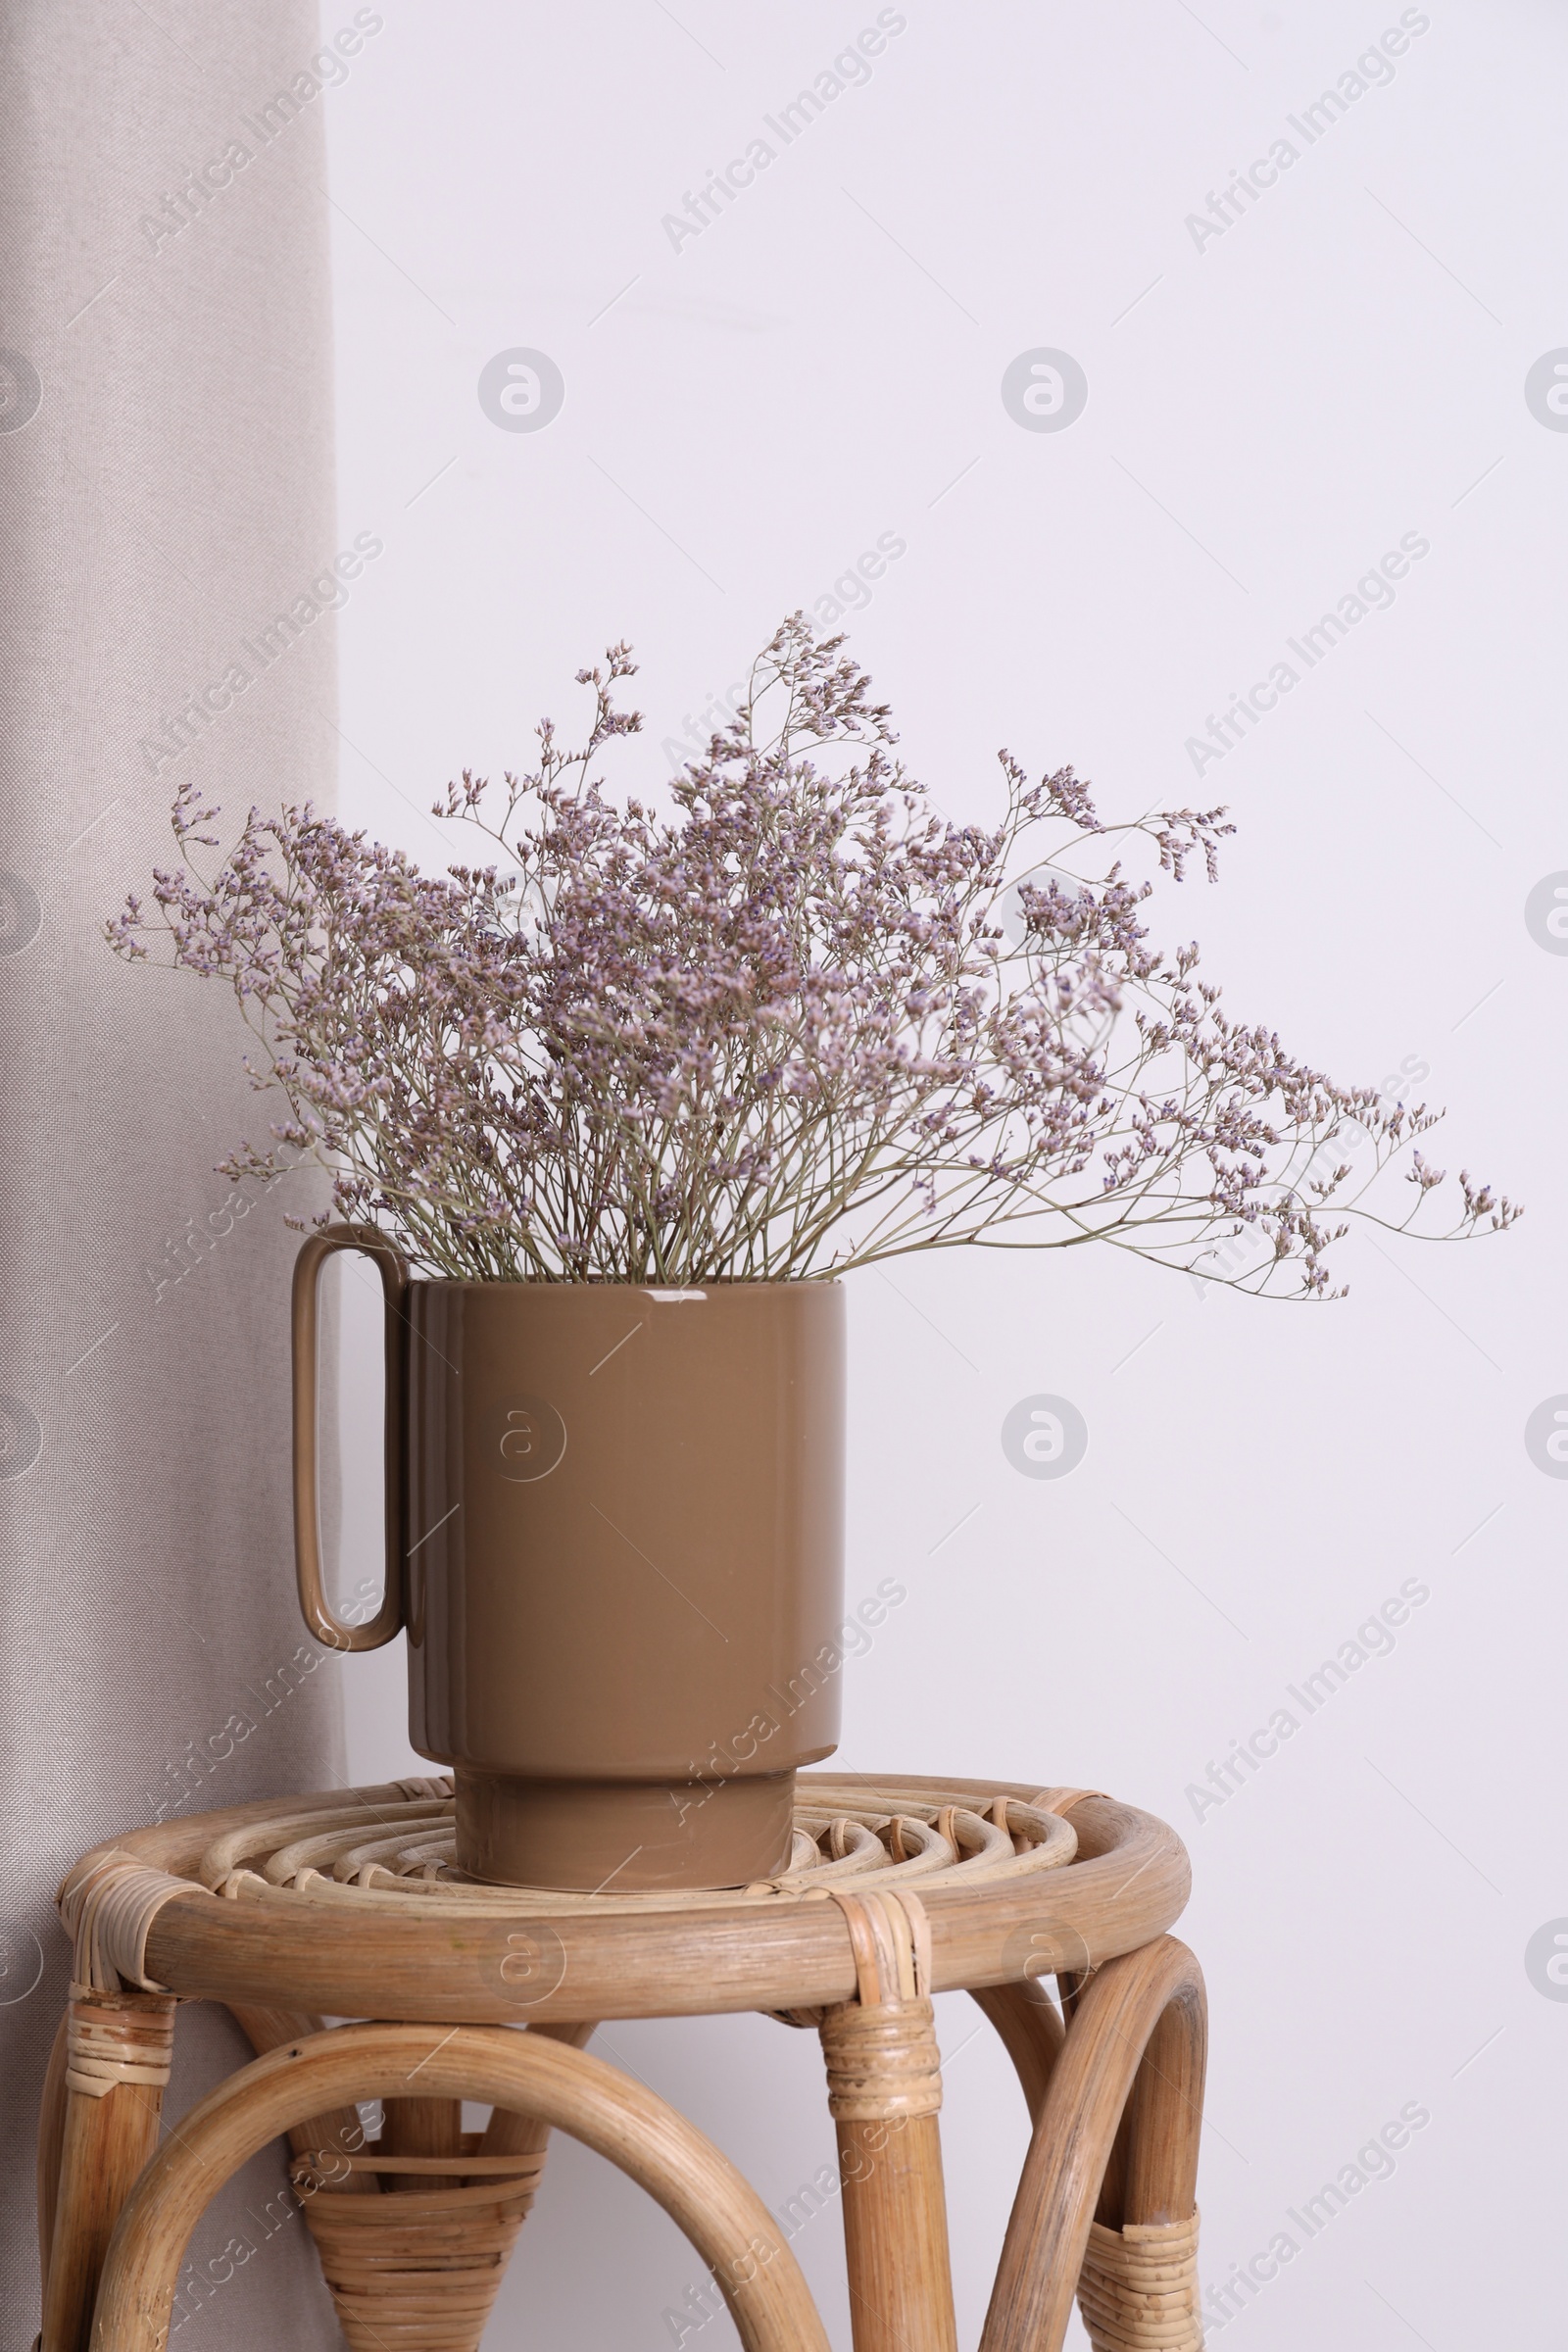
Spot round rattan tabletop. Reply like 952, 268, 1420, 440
58, 1772, 1190, 2023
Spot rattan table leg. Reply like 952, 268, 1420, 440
39, 1986, 176, 2352
818, 1891, 957, 2352
381, 2095, 466, 2190
479, 2018, 597, 2160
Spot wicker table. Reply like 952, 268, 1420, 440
36, 1773, 1206, 2352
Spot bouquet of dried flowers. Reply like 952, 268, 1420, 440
110, 617, 1515, 1292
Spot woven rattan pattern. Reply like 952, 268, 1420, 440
192, 1776, 1081, 1913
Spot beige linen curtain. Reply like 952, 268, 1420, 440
1, 4, 347, 2338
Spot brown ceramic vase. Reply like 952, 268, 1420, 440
292, 1228, 845, 1891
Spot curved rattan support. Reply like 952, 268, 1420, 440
978, 1936, 1206, 2352
89, 2022, 832, 2352
968, 1981, 1066, 2125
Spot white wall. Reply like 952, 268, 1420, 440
323, 6, 1567, 2343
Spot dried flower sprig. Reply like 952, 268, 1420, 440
109, 616, 1517, 1293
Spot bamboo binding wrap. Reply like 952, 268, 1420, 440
62, 1989, 175, 2100
289, 2135, 548, 2352
819, 1886, 943, 2122
1076, 2214, 1205, 2352
820, 1997, 944, 2123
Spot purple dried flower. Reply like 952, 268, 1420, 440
107, 615, 1518, 1294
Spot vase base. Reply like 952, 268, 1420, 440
453, 1767, 799, 1891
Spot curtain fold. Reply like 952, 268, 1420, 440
1, 4, 346, 2338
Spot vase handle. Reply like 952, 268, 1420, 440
292, 1222, 408, 1652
